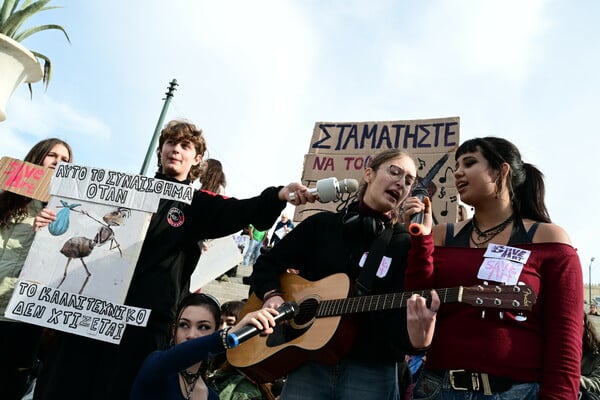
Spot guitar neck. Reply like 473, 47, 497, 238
316, 287, 462, 317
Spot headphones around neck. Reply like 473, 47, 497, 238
341, 209, 386, 239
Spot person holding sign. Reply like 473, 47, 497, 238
251, 148, 438, 400
0, 138, 72, 400
403, 137, 583, 399
131, 293, 277, 400
32, 120, 315, 400
269, 213, 294, 247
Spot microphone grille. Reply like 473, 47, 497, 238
340, 178, 359, 193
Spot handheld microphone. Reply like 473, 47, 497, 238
408, 153, 450, 236
226, 301, 299, 348
408, 187, 429, 236
289, 177, 359, 203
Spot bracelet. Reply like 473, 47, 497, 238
220, 326, 232, 349
262, 290, 284, 302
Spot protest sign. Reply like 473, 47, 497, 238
294, 117, 460, 223
0, 157, 53, 201
5, 163, 193, 343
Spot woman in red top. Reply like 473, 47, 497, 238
403, 137, 583, 399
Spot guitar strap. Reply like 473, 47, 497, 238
354, 227, 393, 296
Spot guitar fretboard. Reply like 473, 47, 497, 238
315, 287, 463, 317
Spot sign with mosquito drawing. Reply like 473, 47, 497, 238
6, 163, 194, 344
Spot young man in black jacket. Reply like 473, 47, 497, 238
33, 120, 315, 400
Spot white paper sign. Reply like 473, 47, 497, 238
6, 281, 150, 344
477, 243, 531, 285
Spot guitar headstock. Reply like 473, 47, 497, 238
460, 284, 537, 311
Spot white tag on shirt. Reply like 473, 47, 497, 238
359, 252, 368, 267
477, 243, 531, 285
376, 256, 392, 277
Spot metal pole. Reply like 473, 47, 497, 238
591, 257, 596, 305
140, 79, 179, 175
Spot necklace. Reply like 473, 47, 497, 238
180, 369, 201, 400
470, 214, 514, 248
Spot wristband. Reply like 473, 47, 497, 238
220, 326, 232, 350
262, 290, 284, 302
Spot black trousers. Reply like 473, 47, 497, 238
0, 321, 42, 400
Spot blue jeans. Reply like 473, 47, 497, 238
280, 360, 399, 400
411, 369, 539, 400
243, 239, 261, 265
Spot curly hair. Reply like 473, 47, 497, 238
156, 120, 207, 181
0, 138, 72, 227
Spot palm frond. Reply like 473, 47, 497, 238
13, 23, 70, 43
0, 0, 69, 90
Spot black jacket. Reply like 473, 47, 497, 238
252, 202, 416, 363
125, 173, 286, 324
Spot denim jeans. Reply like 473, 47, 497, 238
280, 360, 399, 400
411, 369, 539, 400
243, 239, 261, 265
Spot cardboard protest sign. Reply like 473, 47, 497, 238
0, 157, 53, 201
5, 163, 194, 344
294, 117, 460, 224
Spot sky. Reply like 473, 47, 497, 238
2, 1, 600, 281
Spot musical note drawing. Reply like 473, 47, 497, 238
418, 158, 426, 170
438, 187, 446, 199
439, 166, 454, 184
441, 202, 448, 217
449, 195, 457, 203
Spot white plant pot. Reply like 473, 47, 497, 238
0, 34, 44, 121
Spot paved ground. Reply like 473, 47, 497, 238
200, 263, 254, 303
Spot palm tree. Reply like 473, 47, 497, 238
0, 0, 70, 90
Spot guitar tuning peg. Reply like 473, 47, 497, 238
498, 311, 504, 320
483, 281, 489, 285
481, 310, 486, 319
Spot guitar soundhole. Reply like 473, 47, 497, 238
264, 297, 318, 348
295, 298, 319, 325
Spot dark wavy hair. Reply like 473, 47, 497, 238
199, 158, 227, 193
0, 138, 72, 227
456, 137, 551, 223
157, 120, 207, 181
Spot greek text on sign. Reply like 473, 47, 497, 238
6, 281, 150, 344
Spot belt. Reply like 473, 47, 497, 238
430, 369, 520, 395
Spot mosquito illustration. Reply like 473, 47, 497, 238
56, 207, 131, 294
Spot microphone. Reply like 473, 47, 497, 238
408, 153, 449, 236
226, 301, 299, 348
289, 177, 359, 203
408, 187, 429, 236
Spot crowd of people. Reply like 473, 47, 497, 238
0, 127, 594, 400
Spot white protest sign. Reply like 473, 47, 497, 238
6, 163, 194, 342
6, 281, 150, 344
190, 235, 243, 291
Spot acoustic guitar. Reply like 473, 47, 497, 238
227, 272, 536, 383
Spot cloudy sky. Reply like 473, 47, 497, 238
3, 1, 599, 281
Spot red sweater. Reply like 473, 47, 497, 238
405, 234, 583, 399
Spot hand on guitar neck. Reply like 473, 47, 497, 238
407, 290, 440, 349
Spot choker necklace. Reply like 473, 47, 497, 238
180, 369, 201, 384
180, 369, 201, 400
470, 214, 514, 248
